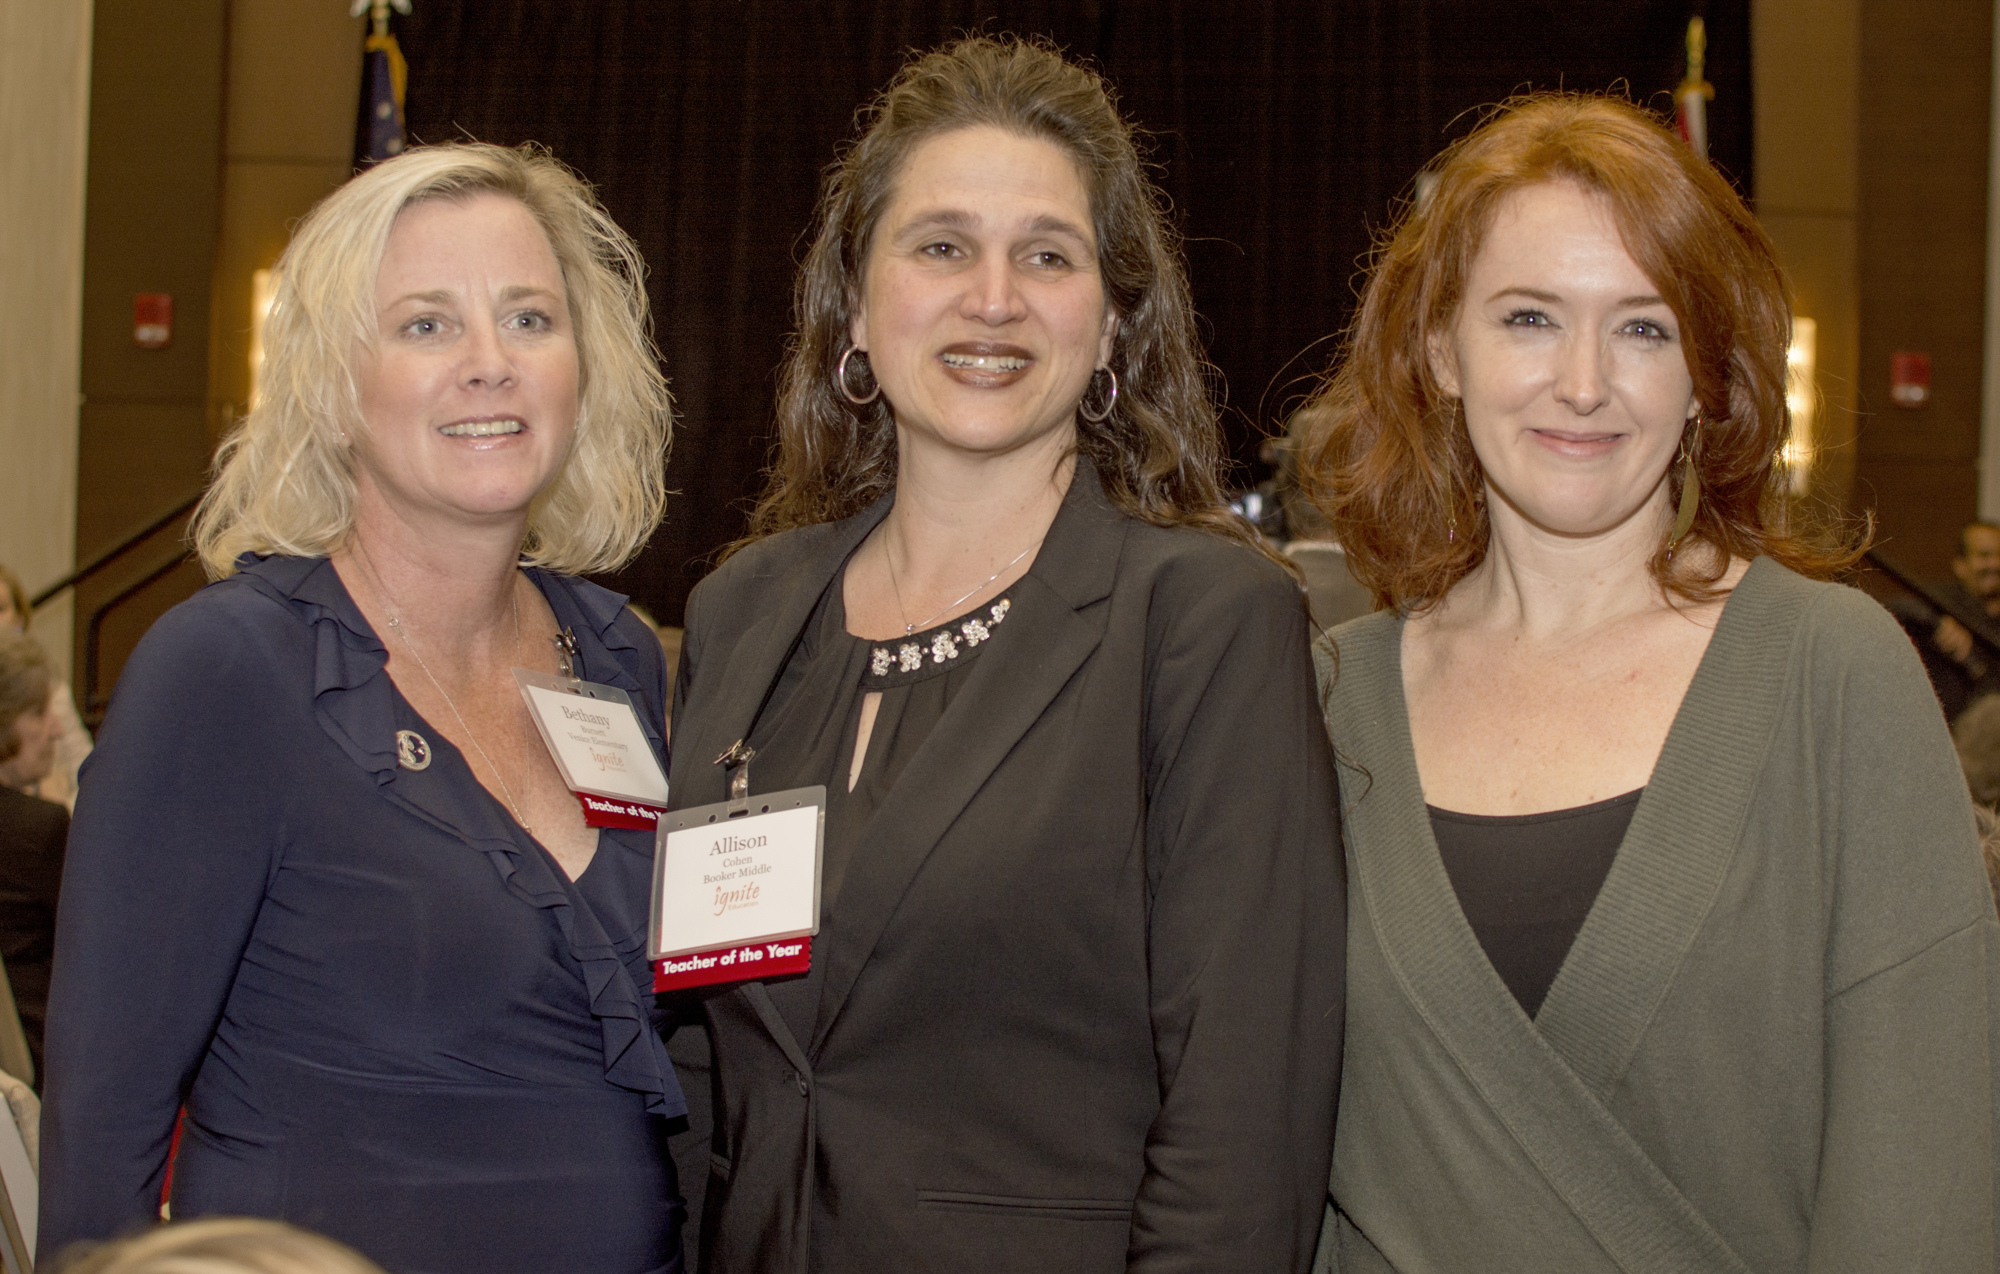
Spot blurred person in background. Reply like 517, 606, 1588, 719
1951, 696, 2000, 912
0, 629, 65, 1087
0, 565, 93, 810
1954, 693, 2000, 807
1276, 405, 1373, 631
1889, 521, 2000, 721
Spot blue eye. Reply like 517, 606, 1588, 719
1504, 308, 1552, 328
1624, 319, 1674, 343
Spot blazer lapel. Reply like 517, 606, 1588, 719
667, 498, 891, 1076
806, 464, 1126, 1055
668, 497, 892, 812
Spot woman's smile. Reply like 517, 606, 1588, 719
938, 341, 1034, 386
1527, 426, 1628, 460
438, 414, 528, 441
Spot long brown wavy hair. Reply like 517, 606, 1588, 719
740, 35, 1274, 566
1298, 93, 1861, 612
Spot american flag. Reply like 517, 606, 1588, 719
353, 0, 412, 165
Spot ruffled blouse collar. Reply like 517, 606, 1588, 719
228, 553, 685, 1119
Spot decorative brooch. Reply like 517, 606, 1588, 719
870, 598, 1011, 676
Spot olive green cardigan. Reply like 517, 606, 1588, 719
1314, 557, 1999, 1273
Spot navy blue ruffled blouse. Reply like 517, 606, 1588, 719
39, 556, 685, 1274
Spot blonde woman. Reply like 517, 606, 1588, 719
41, 144, 684, 1273
54, 1218, 386, 1274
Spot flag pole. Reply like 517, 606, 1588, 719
1675, 17, 1715, 161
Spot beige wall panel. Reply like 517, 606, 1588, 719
0, 0, 93, 681
72, 0, 226, 693
1754, 0, 1861, 513
1855, 0, 1993, 578
75, 402, 212, 561
208, 0, 363, 437
226, 0, 368, 162
209, 160, 356, 420
1754, 0, 1859, 215
77, 0, 226, 404
1764, 212, 1861, 503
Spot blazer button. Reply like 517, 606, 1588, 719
794, 1071, 809, 1096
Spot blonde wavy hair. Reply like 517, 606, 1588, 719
50, 1217, 385, 1274
193, 143, 671, 578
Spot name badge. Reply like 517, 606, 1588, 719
515, 669, 670, 829
650, 786, 824, 992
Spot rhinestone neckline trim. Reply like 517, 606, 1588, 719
868, 597, 1011, 680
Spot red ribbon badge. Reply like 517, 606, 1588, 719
576, 792, 665, 830
654, 937, 812, 992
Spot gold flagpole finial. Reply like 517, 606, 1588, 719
1685, 17, 1707, 87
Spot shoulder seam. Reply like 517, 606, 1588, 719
1827, 914, 1987, 1001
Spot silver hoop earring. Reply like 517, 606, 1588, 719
835, 346, 880, 406
1078, 367, 1118, 423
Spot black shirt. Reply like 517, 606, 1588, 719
0, 785, 64, 1086
741, 577, 1015, 1044
1429, 789, 1641, 1019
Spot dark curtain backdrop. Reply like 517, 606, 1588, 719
382, 1, 1750, 626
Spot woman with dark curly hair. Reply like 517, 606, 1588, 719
1299, 93, 1998, 1271
668, 34, 1343, 1274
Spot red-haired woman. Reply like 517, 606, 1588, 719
1301, 93, 1998, 1270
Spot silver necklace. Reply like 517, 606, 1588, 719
356, 547, 534, 833
885, 537, 1037, 637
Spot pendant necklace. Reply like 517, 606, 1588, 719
354, 544, 534, 833
885, 535, 1038, 637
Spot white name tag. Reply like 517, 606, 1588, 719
650, 786, 824, 991
515, 669, 670, 818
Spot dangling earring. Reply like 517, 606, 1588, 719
1446, 398, 1467, 546
835, 346, 880, 405
1666, 417, 1702, 559
1078, 367, 1119, 423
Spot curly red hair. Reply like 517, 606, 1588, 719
1298, 92, 1859, 612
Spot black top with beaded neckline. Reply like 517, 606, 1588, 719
736, 580, 1017, 1044
862, 595, 1014, 689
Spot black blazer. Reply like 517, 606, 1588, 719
668, 466, 1344, 1274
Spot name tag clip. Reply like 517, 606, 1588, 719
552, 626, 581, 681
715, 739, 757, 813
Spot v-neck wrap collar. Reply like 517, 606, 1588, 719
230, 553, 684, 1118
1320, 558, 1811, 1272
